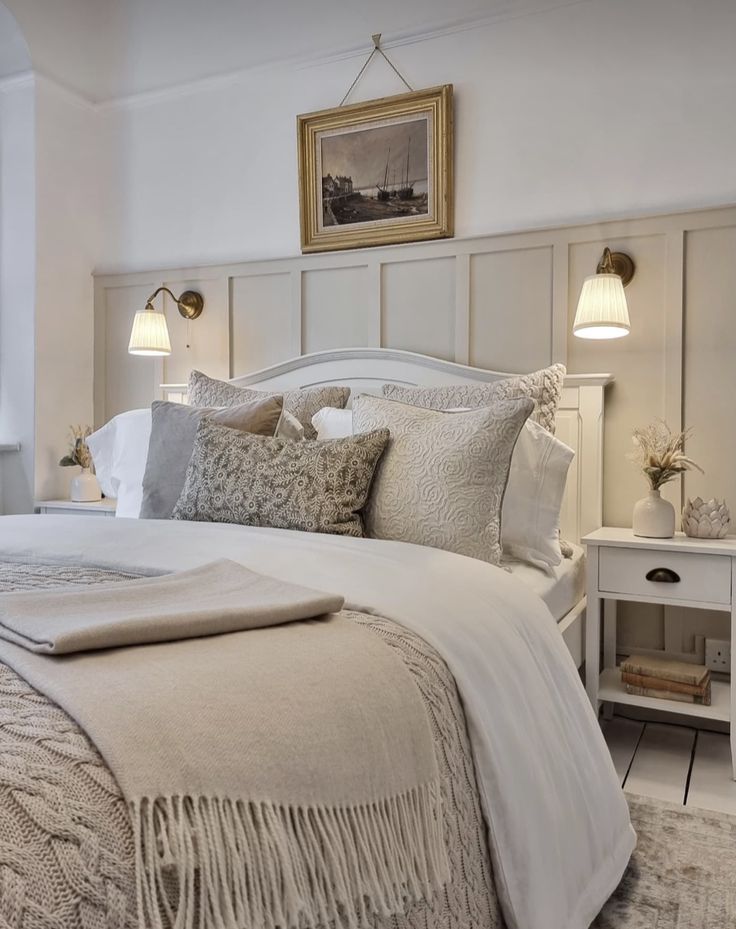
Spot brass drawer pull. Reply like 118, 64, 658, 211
645, 567, 681, 584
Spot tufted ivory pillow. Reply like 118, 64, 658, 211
172, 418, 389, 537
352, 394, 533, 564
188, 370, 350, 440
381, 363, 565, 434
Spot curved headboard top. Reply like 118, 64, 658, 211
211, 347, 613, 394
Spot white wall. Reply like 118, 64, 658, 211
95, 0, 736, 273
0, 69, 99, 509
33, 77, 99, 499
0, 77, 36, 513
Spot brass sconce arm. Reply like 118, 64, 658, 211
145, 286, 204, 320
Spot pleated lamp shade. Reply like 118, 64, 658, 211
128, 306, 172, 356
573, 273, 631, 339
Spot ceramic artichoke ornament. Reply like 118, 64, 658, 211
682, 497, 731, 539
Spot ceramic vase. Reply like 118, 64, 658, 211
632, 488, 675, 538
70, 467, 102, 502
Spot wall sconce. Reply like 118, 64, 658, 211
128, 287, 204, 356
573, 247, 635, 340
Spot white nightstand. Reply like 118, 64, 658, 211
583, 527, 736, 778
35, 499, 117, 517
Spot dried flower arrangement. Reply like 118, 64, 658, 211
629, 421, 703, 491
59, 425, 94, 470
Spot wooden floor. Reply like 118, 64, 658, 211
602, 715, 736, 814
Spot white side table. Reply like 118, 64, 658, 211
582, 527, 736, 778
35, 499, 117, 517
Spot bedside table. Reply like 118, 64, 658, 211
36, 499, 117, 517
583, 527, 736, 777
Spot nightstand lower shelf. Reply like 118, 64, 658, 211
599, 668, 730, 723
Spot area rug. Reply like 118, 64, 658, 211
592, 793, 736, 927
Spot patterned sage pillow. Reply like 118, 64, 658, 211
381, 363, 565, 434
188, 370, 350, 440
353, 394, 534, 564
172, 419, 389, 537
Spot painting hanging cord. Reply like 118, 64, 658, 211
338, 34, 414, 106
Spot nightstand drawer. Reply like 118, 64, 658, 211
598, 546, 732, 605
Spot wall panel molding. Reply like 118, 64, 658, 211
94, 203, 736, 653
95, 202, 736, 503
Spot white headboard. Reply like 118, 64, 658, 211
162, 348, 612, 543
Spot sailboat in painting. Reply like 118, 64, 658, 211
376, 147, 392, 201
397, 138, 414, 200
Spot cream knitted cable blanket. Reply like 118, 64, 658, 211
0, 561, 447, 929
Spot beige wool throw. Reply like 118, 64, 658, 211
0, 561, 446, 929
0, 559, 344, 653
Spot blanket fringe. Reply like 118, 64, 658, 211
132, 782, 448, 929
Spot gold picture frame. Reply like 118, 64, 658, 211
298, 85, 453, 253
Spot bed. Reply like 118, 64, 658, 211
165, 348, 612, 668
0, 349, 630, 929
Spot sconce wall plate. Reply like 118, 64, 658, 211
175, 290, 204, 320
597, 247, 635, 287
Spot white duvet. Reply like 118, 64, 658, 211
0, 515, 634, 929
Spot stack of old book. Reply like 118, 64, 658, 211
620, 654, 711, 706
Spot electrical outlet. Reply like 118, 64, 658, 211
705, 638, 731, 673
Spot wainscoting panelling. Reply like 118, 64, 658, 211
230, 272, 294, 376
469, 246, 553, 373
303, 266, 371, 354
382, 258, 456, 360
94, 204, 736, 654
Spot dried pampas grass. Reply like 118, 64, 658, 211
629, 421, 703, 491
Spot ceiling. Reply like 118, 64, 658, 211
0, 0, 581, 102
0, 2, 30, 79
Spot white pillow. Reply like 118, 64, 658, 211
311, 406, 353, 440
501, 419, 574, 570
334, 403, 574, 569
87, 409, 152, 518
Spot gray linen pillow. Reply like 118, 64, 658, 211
352, 395, 533, 564
140, 397, 283, 519
188, 370, 350, 440
381, 363, 565, 434
172, 419, 389, 537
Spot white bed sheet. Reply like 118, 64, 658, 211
507, 544, 586, 622
0, 516, 634, 929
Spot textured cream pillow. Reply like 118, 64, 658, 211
381, 363, 565, 434
188, 370, 349, 440
353, 395, 533, 564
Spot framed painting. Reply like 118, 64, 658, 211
298, 85, 453, 253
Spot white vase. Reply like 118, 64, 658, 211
70, 468, 102, 502
632, 488, 675, 538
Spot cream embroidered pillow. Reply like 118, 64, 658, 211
172, 419, 389, 537
381, 363, 565, 434
188, 370, 350, 440
353, 395, 534, 564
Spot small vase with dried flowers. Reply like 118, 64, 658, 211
628, 422, 703, 538
59, 425, 101, 502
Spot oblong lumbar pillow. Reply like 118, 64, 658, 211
352, 394, 533, 565
172, 419, 389, 537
